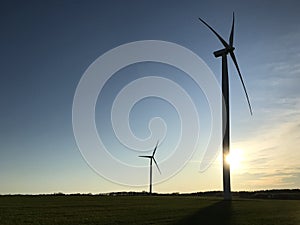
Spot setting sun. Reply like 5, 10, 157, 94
225, 149, 244, 171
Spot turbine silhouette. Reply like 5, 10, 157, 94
199, 12, 252, 200
139, 141, 161, 194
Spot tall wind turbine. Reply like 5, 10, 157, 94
139, 141, 161, 194
199, 13, 252, 200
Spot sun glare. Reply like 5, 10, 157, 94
225, 149, 244, 171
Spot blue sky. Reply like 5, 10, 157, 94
1, 0, 300, 194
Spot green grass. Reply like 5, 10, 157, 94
0, 195, 299, 225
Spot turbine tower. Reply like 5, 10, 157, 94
139, 141, 161, 195
199, 13, 252, 200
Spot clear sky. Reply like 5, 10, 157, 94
1, 0, 300, 194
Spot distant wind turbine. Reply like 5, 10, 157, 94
199, 12, 252, 200
139, 141, 161, 194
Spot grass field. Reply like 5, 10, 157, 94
0, 195, 299, 225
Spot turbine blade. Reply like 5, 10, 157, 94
152, 140, 159, 157
139, 156, 152, 159
229, 12, 235, 47
198, 18, 230, 49
153, 157, 161, 174
229, 51, 253, 115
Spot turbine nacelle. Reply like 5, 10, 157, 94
213, 47, 235, 58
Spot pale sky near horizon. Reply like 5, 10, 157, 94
1, 0, 300, 194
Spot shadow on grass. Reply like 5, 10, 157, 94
175, 200, 232, 225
